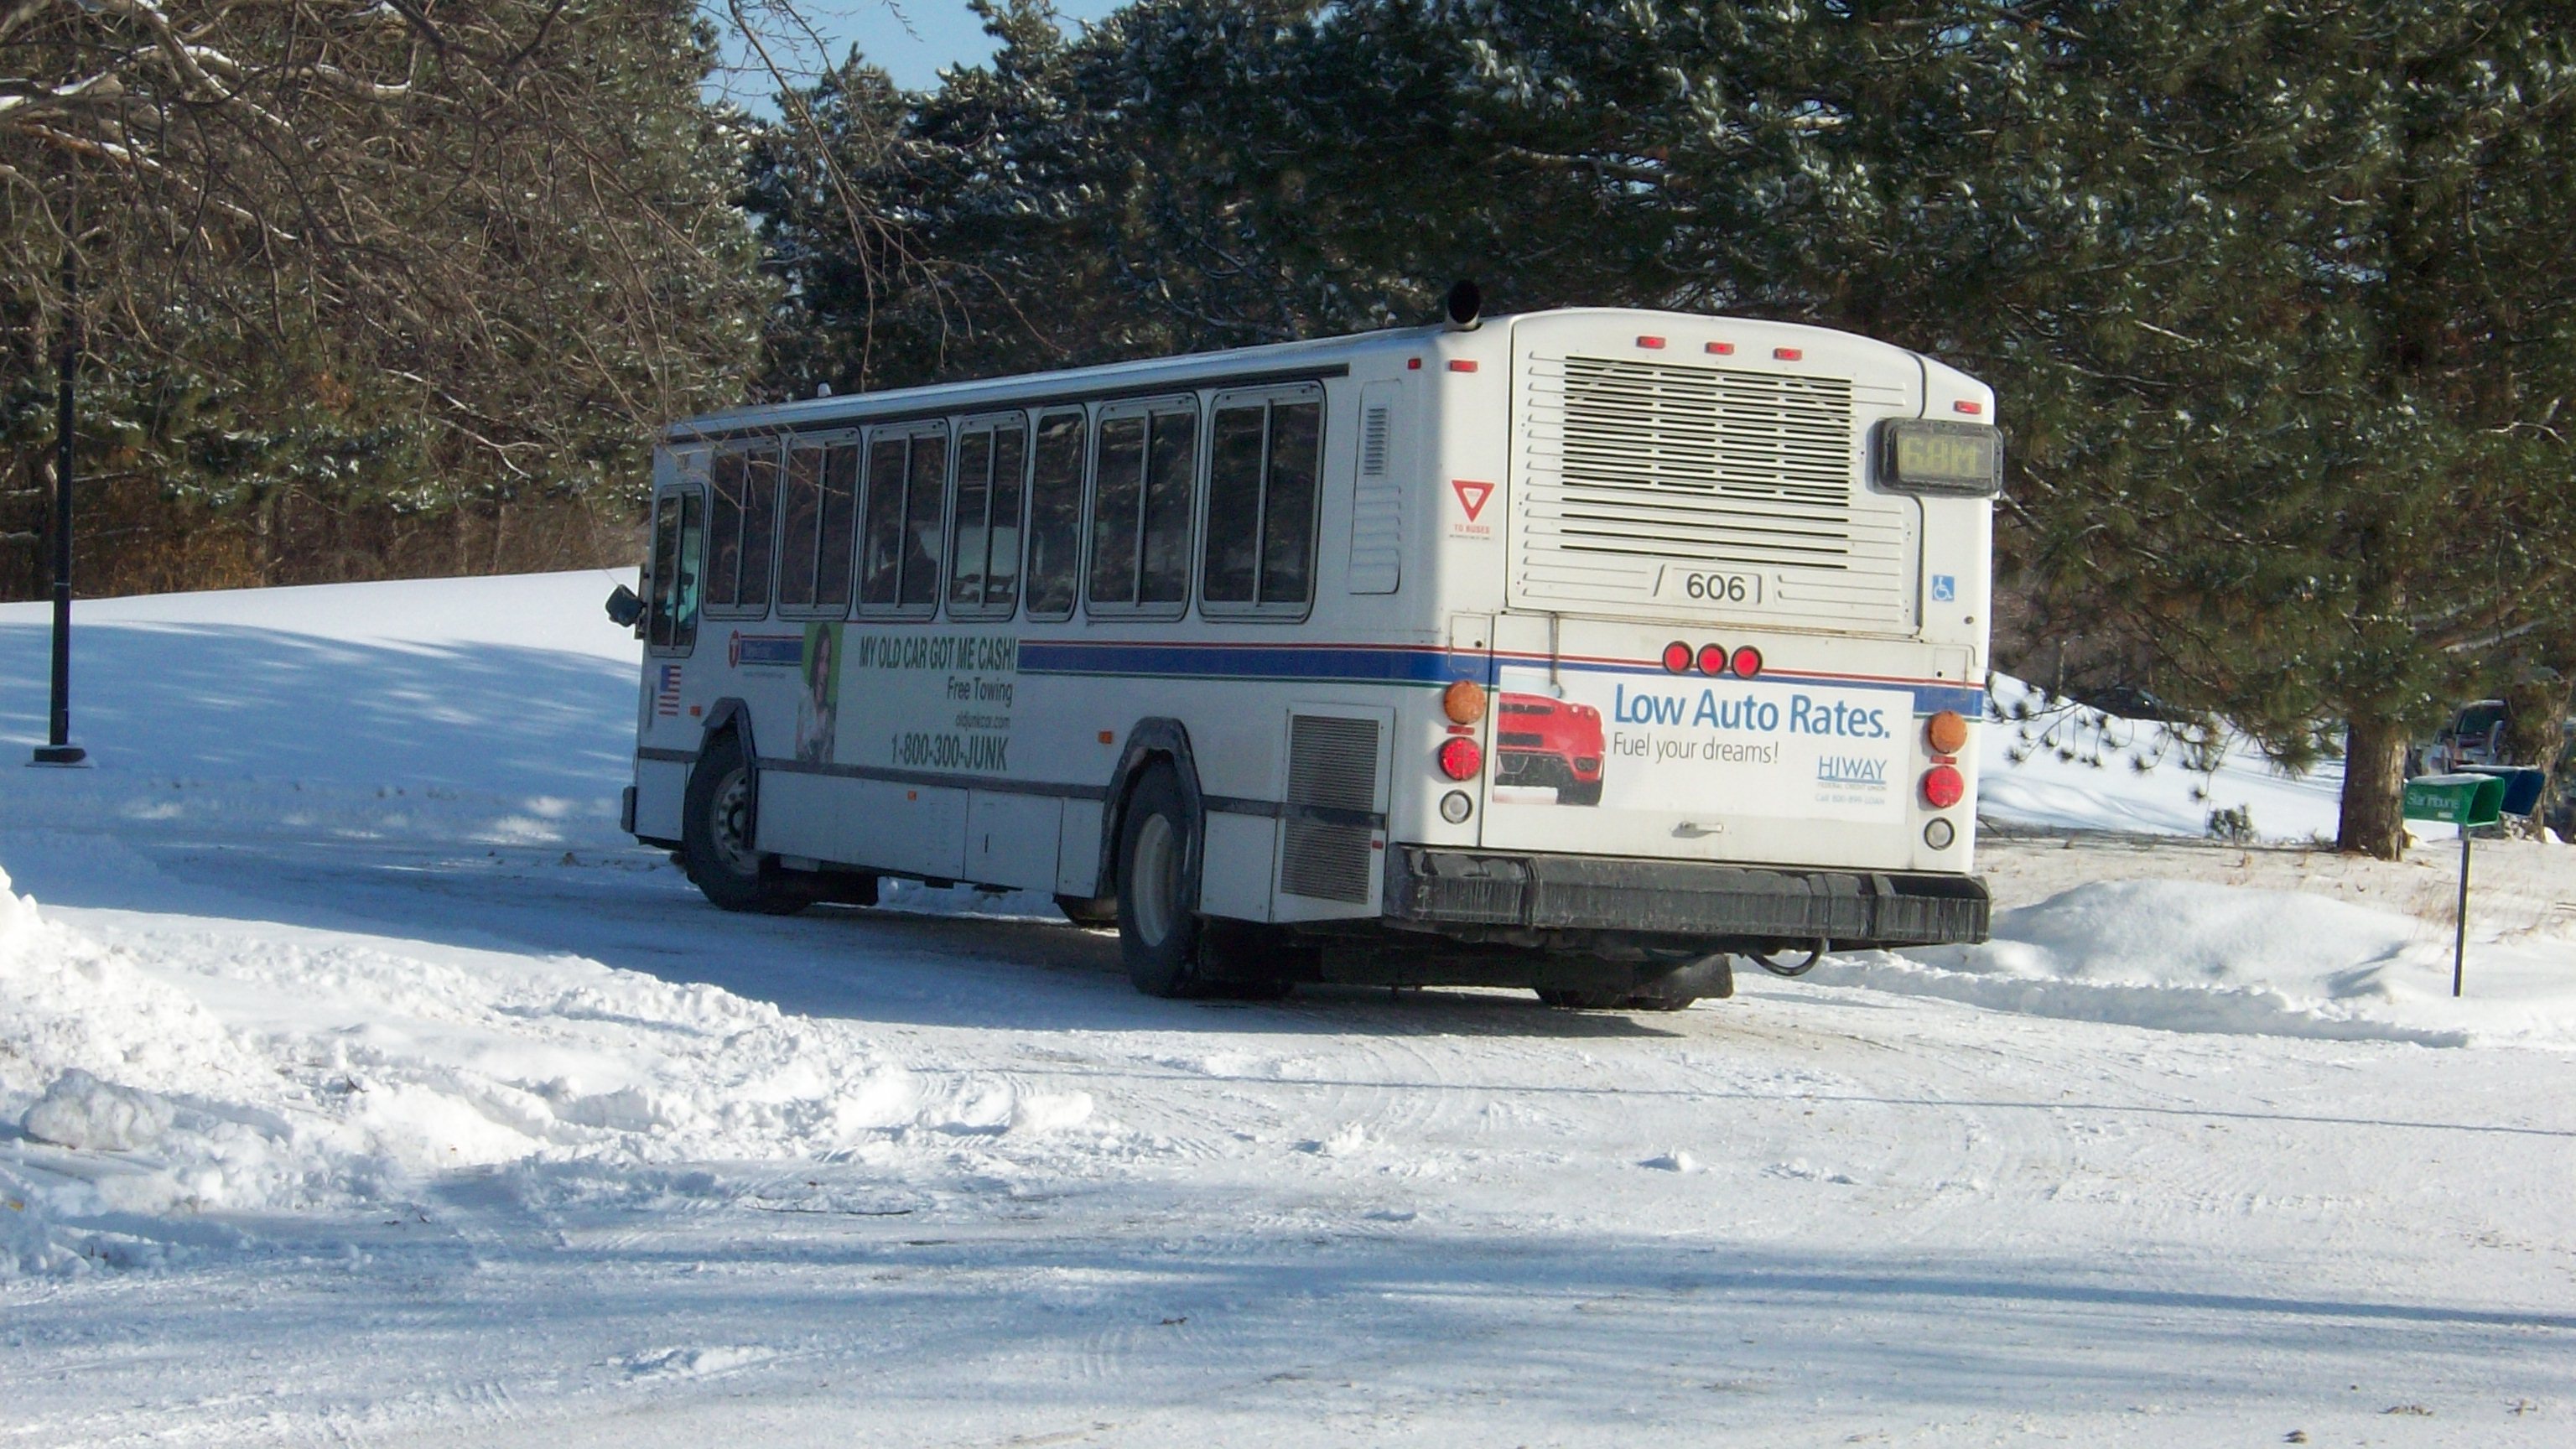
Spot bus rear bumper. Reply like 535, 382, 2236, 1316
1383, 846, 1990, 952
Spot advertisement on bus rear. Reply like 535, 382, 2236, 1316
1492, 667, 1910, 823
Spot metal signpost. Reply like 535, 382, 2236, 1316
31, 251, 86, 768
2402, 773, 2506, 998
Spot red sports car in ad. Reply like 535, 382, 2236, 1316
1494, 692, 1605, 805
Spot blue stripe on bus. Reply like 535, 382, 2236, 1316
1017, 639, 1987, 716
1019, 640, 1466, 686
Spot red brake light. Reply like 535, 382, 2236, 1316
1921, 764, 1965, 809
1438, 738, 1483, 781
1730, 646, 1763, 678
1661, 641, 1691, 673
1696, 643, 1727, 677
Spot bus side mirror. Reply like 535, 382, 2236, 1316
604, 584, 645, 631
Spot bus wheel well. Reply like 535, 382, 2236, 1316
697, 697, 756, 766
1097, 720, 1203, 901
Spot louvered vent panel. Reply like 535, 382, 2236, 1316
1280, 714, 1379, 903
1514, 354, 1914, 626
1348, 398, 1401, 593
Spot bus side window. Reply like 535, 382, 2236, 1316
776, 442, 824, 610
1202, 388, 1322, 615
650, 490, 704, 652
1140, 404, 1196, 605
739, 445, 778, 612
984, 423, 1026, 611
817, 441, 860, 611
860, 434, 907, 608
704, 443, 779, 615
1089, 416, 1145, 607
1089, 400, 1196, 613
948, 418, 1027, 619
706, 450, 745, 610
901, 430, 948, 610
1261, 399, 1321, 605
673, 491, 703, 647
648, 494, 682, 648
1024, 410, 1085, 620
860, 424, 948, 616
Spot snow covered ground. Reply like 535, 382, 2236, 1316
2, 573, 2570, 1446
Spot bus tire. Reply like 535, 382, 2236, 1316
1117, 763, 1207, 998
1056, 893, 1119, 929
1535, 987, 1625, 1010
1625, 953, 1730, 1010
683, 731, 812, 916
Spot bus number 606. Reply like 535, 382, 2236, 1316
1676, 570, 1759, 605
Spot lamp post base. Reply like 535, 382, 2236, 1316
29, 744, 88, 766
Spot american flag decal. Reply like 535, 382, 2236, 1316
654, 664, 683, 717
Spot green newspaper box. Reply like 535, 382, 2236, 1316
2402, 773, 2506, 828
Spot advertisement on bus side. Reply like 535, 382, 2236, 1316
816, 629, 1021, 774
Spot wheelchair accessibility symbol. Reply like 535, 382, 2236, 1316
1930, 574, 1957, 603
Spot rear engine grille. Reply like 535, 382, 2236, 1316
1514, 353, 1914, 626
1280, 714, 1379, 903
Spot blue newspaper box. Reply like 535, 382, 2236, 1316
2460, 765, 2547, 818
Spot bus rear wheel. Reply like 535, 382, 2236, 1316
1535, 987, 1626, 1010
1117, 764, 1207, 997
1055, 894, 1119, 929
682, 732, 812, 916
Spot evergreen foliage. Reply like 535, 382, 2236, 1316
749, 0, 2576, 856
2, 0, 767, 592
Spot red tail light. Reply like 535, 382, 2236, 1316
1920, 764, 1965, 809
1730, 646, 1763, 678
1438, 738, 1483, 781
1696, 643, 1728, 676
1661, 641, 1691, 673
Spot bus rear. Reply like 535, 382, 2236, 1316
1379, 309, 1994, 981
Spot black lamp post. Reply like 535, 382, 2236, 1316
32, 249, 87, 767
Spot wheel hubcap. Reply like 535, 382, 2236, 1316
1132, 813, 1179, 946
710, 768, 758, 876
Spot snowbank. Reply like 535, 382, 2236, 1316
1836, 877, 2576, 1047
0, 856, 1104, 1280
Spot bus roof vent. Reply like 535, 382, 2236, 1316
1348, 389, 1401, 594
1512, 351, 1914, 627
1361, 404, 1391, 477
1280, 714, 1379, 903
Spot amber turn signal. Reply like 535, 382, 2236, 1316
1925, 709, 1970, 756
1442, 679, 1488, 724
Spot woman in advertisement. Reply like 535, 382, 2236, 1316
795, 622, 840, 763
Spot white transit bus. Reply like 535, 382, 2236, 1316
611, 293, 1998, 1008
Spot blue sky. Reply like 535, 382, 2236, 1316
724, 1, 1130, 96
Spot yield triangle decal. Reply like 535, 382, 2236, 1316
1451, 478, 1495, 522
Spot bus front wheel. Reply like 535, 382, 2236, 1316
1117, 764, 1207, 997
682, 732, 812, 916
